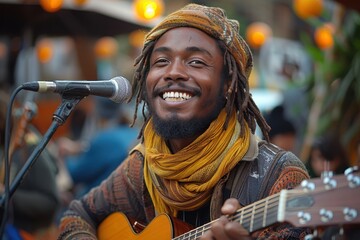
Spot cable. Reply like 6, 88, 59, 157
0, 85, 25, 238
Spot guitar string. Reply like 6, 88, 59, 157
174, 193, 282, 239
174, 182, 353, 239
229, 194, 281, 231
175, 189, 319, 239
177, 207, 280, 239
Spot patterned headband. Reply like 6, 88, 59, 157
143, 3, 253, 79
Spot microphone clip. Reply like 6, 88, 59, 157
53, 94, 85, 125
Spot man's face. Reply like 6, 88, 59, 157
145, 27, 227, 139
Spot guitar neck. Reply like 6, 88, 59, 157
98, 171, 360, 240
174, 191, 286, 239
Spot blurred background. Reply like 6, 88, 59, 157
1, 1, 359, 239
0, 0, 359, 165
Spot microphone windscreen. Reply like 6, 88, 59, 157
111, 76, 132, 103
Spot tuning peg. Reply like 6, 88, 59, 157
323, 175, 337, 190
321, 171, 337, 189
304, 234, 321, 240
343, 207, 358, 222
344, 166, 359, 175
319, 208, 334, 222
347, 174, 360, 188
305, 229, 321, 240
301, 180, 315, 191
345, 167, 360, 188
297, 211, 311, 224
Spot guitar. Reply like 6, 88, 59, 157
0, 101, 37, 182
98, 169, 360, 240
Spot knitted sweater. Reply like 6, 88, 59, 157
58, 141, 311, 239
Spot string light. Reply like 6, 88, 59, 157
36, 38, 53, 64
133, 0, 164, 21
129, 30, 147, 48
73, 0, 88, 6
40, 0, 63, 13
94, 37, 118, 59
293, 0, 323, 19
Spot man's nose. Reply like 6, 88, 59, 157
165, 60, 189, 81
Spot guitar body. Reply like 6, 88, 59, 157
98, 212, 192, 240
98, 170, 360, 239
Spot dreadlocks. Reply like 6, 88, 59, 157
130, 4, 270, 141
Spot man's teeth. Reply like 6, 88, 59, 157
162, 92, 192, 101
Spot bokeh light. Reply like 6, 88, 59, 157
314, 23, 334, 50
36, 38, 54, 64
94, 37, 118, 59
133, 0, 164, 21
129, 30, 147, 48
73, 0, 88, 6
40, 0, 63, 13
293, 0, 323, 19
245, 22, 272, 49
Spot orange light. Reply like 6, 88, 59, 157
129, 30, 147, 48
94, 37, 118, 59
293, 0, 323, 19
36, 39, 53, 64
245, 22, 272, 49
133, 0, 164, 21
314, 23, 334, 50
40, 0, 63, 13
73, 0, 88, 6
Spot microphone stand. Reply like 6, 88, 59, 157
0, 95, 84, 209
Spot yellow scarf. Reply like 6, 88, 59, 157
143, 109, 250, 217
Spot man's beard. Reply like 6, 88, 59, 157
150, 95, 226, 140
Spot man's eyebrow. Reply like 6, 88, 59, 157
152, 46, 171, 54
186, 46, 212, 57
152, 46, 212, 57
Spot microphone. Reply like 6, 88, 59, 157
21, 76, 132, 103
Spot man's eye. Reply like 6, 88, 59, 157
153, 58, 169, 65
189, 60, 205, 66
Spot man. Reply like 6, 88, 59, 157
58, 4, 310, 239
264, 105, 297, 152
306, 133, 350, 178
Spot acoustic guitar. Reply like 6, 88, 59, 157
0, 101, 37, 182
98, 169, 360, 240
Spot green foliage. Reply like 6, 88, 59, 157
304, 10, 360, 153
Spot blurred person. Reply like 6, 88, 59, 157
0, 90, 60, 240
357, 141, 360, 168
58, 4, 311, 240
306, 133, 350, 178
57, 97, 138, 199
264, 105, 297, 152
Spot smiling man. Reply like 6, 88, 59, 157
58, 4, 311, 240
147, 27, 226, 145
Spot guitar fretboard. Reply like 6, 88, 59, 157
174, 190, 287, 240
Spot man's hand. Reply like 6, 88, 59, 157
200, 198, 252, 240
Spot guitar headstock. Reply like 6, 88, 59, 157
283, 167, 360, 228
